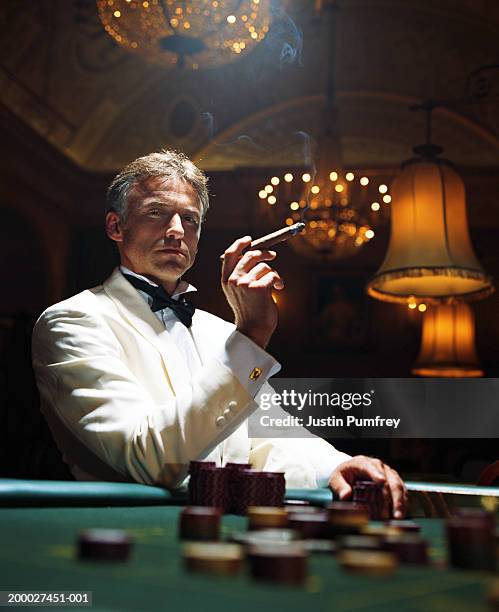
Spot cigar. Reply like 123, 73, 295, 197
220, 222, 305, 260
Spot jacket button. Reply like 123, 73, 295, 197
227, 400, 238, 411
223, 408, 231, 417
215, 416, 226, 427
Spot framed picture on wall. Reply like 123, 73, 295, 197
308, 274, 372, 351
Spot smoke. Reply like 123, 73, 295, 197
266, 5, 303, 70
293, 131, 317, 219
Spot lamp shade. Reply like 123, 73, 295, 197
412, 302, 483, 377
367, 155, 493, 303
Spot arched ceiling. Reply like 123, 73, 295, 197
1, 0, 499, 172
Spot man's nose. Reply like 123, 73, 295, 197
165, 213, 184, 239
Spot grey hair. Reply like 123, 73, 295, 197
105, 149, 209, 223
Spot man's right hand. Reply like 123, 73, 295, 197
221, 236, 284, 349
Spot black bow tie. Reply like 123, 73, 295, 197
123, 273, 195, 328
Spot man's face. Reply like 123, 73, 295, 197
106, 176, 202, 292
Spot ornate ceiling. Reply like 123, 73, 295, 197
1, 0, 499, 172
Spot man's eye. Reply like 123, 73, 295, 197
184, 215, 199, 225
148, 209, 162, 217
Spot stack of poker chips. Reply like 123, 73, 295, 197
231, 470, 285, 515
187, 462, 285, 515
188, 461, 228, 511
352, 479, 385, 520
179, 499, 444, 584
446, 508, 497, 571
225, 462, 251, 513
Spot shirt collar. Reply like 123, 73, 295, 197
119, 265, 197, 300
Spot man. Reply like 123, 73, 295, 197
32, 150, 407, 518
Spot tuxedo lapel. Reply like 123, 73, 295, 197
103, 268, 189, 393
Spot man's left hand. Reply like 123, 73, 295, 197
328, 455, 408, 519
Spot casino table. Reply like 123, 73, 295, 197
1, 479, 498, 611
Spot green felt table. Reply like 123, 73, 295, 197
1, 480, 498, 611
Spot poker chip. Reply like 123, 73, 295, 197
247, 506, 288, 530
77, 529, 132, 562
338, 550, 399, 576
188, 465, 228, 511
446, 515, 497, 571
287, 512, 329, 539
382, 534, 429, 565
189, 460, 217, 473
231, 470, 285, 515
183, 542, 244, 576
327, 502, 370, 536
352, 480, 385, 520
179, 506, 222, 541
248, 542, 308, 585
225, 463, 252, 513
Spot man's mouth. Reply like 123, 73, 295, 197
156, 248, 185, 256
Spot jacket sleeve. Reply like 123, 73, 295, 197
32, 305, 263, 488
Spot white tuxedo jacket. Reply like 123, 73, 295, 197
32, 268, 350, 488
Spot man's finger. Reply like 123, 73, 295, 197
221, 236, 252, 283
248, 271, 284, 291
241, 262, 273, 283
329, 471, 352, 500
236, 249, 277, 275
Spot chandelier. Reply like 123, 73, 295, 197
96, 0, 271, 69
412, 302, 483, 377
258, 169, 391, 261
367, 102, 494, 305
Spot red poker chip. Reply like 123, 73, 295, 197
232, 470, 285, 515
188, 466, 228, 511
287, 512, 329, 539
225, 463, 252, 513
77, 529, 132, 562
248, 543, 308, 585
179, 506, 222, 541
352, 480, 385, 520
383, 535, 429, 565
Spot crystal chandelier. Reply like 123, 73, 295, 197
96, 0, 271, 69
258, 169, 391, 261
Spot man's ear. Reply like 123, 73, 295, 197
105, 212, 123, 242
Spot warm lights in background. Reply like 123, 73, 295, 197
257, 170, 391, 261
412, 302, 483, 377
367, 146, 494, 304
96, 0, 271, 69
